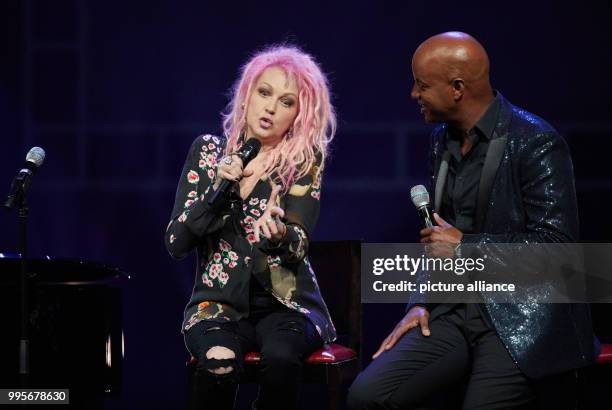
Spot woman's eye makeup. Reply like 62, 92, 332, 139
281, 98, 294, 107
257, 86, 295, 107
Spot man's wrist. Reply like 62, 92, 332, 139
454, 242, 462, 258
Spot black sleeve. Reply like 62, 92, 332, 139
462, 132, 578, 244
258, 158, 323, 264
164, 135, 229, 260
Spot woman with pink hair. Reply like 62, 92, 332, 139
165, 45, 337, 410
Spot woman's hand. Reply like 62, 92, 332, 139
214, 154, 254, 190
253, 185, 287, 243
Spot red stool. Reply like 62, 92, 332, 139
596, 343, 612, 364
186, 241, 362, 410
187, 343, 358, 409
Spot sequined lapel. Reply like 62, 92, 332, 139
434, 150, 451, 211
475, 130, 508, 232
474, 92, 513, 233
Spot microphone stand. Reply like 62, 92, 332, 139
18, 198, 30, 387
4, 178, 31, 390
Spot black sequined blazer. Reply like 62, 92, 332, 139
428, 93, 596, 379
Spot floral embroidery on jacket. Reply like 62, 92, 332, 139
271, 291, 311, 315
310, 164, 322, 200
267, 255, 281, 268
198, 135, 220, 181
184, 301, 230, 331
178, 210, 189, 223
187, 170, 199, 184
288, 225, 308, 260
201, 239, 238, 288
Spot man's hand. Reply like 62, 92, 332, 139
420, 213, 463, 258
372, 306, 430, 359
420, 213, 463, 244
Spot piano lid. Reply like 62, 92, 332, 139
0, 253, 130, 285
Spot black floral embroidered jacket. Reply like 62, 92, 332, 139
165, 134, 336, 343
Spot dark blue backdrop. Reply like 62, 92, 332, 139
2, 1, 611, 408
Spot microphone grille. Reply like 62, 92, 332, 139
26, 147, 46, 167
240, 138, 261, 164
244, 137, 262, 151
410, 185, 430, 208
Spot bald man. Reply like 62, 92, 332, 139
348, 32, 596, 409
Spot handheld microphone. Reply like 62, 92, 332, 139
410, 185, 436, 228
207, 138, 261, 210
4, 147, 46, 210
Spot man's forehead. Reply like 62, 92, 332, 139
412, 55, 444, 79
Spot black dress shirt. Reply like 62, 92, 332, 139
440, 96, 500, 233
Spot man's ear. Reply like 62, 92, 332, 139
451, 79, 464, 101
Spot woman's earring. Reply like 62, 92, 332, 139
285, 127, 294, 139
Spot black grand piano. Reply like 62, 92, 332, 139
0, 254, 128, 408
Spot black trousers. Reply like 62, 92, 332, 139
348, 304, 577, 410
185, 300, 323, 410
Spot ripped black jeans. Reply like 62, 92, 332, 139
184, 295, 323, 410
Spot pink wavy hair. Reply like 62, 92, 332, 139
222, 45, 336, 190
